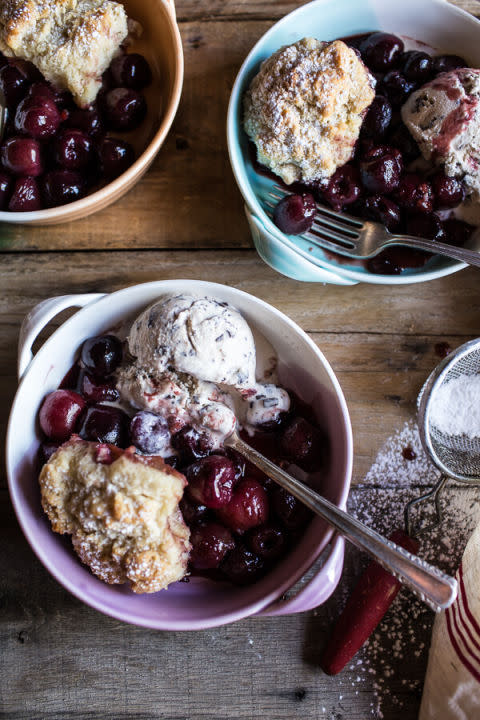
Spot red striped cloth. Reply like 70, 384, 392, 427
420, 523, 480, 719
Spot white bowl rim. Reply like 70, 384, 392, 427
227, 0, 479, 284
6, 279, 354, 629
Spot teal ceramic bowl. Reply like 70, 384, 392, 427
227, 0, 480, 285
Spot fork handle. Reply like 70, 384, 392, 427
225, 432, 457, 612
385, 235, 480, 268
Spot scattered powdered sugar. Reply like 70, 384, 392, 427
429, 374, 480, 438
342, 419, 480, 718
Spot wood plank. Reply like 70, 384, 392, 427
174, 0, 480, 20
2, 250, 480, 336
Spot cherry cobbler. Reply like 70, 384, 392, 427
37, 308, 326, 591
246, 33, 477, 275
0, 1, 152, 211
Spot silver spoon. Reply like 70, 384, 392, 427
224, 428, 457, 612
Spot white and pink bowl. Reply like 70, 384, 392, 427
7, 280, 353, 629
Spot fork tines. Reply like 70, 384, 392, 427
265, 185, 363, 253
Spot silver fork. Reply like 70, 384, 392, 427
266, 186, 480, 269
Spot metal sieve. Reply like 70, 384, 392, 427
406, 338, 480, 535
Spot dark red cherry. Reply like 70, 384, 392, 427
27, 82, 57, 104
0, 62, 30, 106
8, 176, 42, 211
380, 71, 417, 107
79, 404, 130, 447
79, 370, 119, 403
8, 58, 42, 83
406, 211, 447, 243
130, 411, 171, 454
1, 137, 43, 176
14, 95, 61, 139
80, 334, 122, 376
402, 51, 434, 83
359, 33, 404, 72
431, 171, 466, 209
361, 195, 402, 232
443, 217, 474, 247
361, 95, 392, 137
172, 425, 213, 465
103, 87, 147, 131
0, 171, 12, 209
273, 192, 316, 235
110, 53, 152, 89
367, 250, 403, 275
42, 170, 85, 207
186, 455, 236, 509
179, 496, 210, 525
323, 165, 362, 210
218, 477, 269, 533
394, 173, 433, 213
433, 55, 467, 74
38, 441, 61, 466
272, 487, 311, 531
54, 129, 93, 170
39, 389, 86, 441
65, 106, 103, 136
221, 543, 264, 585
190, 522, 235, 570
247, 524, 286, 561
281, 416, 324, 471
97, 137, 135, 179
387, 124, 421, 164
360, 146, 403, 194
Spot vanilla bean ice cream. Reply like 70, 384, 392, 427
117, 294, 290, 451
128, 294, 257, 388
402, 68, 480, 198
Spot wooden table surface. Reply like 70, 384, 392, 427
2, 1, 480, 718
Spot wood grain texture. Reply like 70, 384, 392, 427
2, 2, 480, 719
174, 0, 480, 20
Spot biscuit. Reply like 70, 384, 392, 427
0, 0, 128, 106
39, 436, 191, 593
244, 38, 375, 184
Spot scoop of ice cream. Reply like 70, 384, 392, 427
402, 68, 480, 197
244, 38, 375, 184
128, 294, 257, 388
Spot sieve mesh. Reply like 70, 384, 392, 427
419, 340, 480, 482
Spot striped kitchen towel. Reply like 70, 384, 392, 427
419, 521, 480, 719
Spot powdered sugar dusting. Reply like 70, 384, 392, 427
430, 374, 480, 437
342, 419, 480, 717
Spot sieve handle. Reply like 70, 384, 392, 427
226, 431, 458, 612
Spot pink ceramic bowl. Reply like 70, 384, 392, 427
0, 0, 183, 225
7, 280, 353, 629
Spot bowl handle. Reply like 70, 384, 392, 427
256, 535, 345, 616
18, 293, 106, 381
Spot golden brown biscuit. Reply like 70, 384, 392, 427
39, 437, 191, 593
244, 38, 375, 184
0, 0, 128, 106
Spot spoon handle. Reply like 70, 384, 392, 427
225, 432, 457, 612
